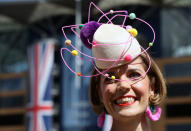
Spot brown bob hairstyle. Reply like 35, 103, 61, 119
89, 54, 167, 115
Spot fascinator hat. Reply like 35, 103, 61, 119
60, 2, 155, 81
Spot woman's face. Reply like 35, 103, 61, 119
99, 57, 154, 121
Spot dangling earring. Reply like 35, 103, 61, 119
146, 105, 162, 121
97, 112, 105, 128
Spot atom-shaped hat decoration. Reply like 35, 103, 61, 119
60, 2, 155, 82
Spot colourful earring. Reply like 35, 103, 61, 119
146, 105, 162, 121
97, 112, 105, 128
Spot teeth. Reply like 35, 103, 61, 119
116, 97, 135, 104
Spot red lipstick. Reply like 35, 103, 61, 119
115, 95, 136, 107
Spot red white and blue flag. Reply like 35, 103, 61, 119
27, 39, 55, 131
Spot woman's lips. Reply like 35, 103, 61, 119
114, 95, 136, 107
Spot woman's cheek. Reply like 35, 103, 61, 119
102, 85, 116, 99
133, 80, 149, 95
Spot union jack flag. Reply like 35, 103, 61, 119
27, 40, 55, 131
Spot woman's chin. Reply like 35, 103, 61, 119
118, 109, 137, 117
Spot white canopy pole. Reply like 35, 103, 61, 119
75, 0, 82, 89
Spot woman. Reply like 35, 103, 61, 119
90, 54, 166, 131
61, 2, 166, 131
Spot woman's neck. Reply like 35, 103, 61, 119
110, 114, 151, 131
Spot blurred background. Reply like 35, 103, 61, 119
0, 0, 191, 131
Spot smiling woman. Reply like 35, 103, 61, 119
90, 54, 166, 131
60, 2, 167, 131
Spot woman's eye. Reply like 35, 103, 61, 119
104, 77, 115, 84
105, 77, 109, 81
128, 72, 141, 79
105, 77, 111, 82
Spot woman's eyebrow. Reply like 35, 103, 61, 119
126, 68, 144, 73
129, 62, 144, 65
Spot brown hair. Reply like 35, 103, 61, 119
89, 54, 167, 115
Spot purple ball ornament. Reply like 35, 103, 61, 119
124, 11, 128, 15
80, 21, 100, 49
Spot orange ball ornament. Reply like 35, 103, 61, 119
65, 39, 71, 46
77, 72, 82, 76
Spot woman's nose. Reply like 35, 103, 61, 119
117, 74, 131, 91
